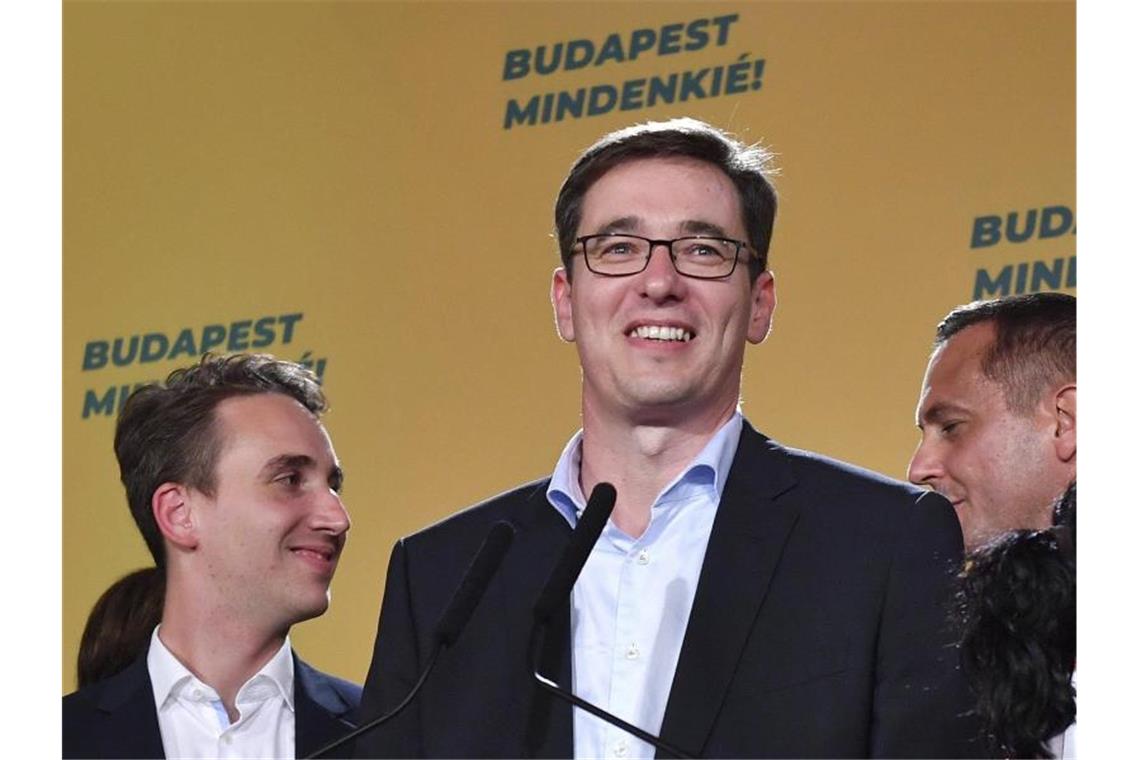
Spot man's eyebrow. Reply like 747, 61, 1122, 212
588, 218, 735, 238
592, 216, 641, 235
680, 220, 732, 238
262, 454, 343, 491
261, 454, 315, 474
917, 402, 970, 428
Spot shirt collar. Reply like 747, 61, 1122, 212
546, 410, 744, 527
147, 625, 296, 712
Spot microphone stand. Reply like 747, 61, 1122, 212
528, 620, 694, 759
306, 521, 515, 759
527, 483, 694, 759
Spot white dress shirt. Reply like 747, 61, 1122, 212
147, 626, 296, 759
547, 412, 742, 760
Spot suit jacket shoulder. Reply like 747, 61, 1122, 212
748, 421, 950, 503
403, 478, 552, 546
734, 422, 961, 552
294, 655, 362, 758
62, 655, 164, 759
356, 476, 574, 758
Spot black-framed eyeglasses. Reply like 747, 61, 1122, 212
574, 234, 752, 279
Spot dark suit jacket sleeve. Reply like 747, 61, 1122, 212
355, 538, 422, 758
871, 489, 979, 758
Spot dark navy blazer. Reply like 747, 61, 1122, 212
63, 651, 361, 758
355, 422, 982, 758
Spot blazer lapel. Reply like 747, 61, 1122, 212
293, 656, 357, 758
93, 656, 166, 758
500, 480, 576, 759
658, 423, 800, 758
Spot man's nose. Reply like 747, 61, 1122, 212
313, 489, 351, 535
906, 439, 941, 486
639, 242, 685, 301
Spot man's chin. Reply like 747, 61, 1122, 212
617, 379, 733, 412
951, 501, 984, 552
959, 514, 1008, 554
288, 592, 333, 625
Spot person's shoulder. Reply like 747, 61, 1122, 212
740, 423, 962, 555
62, 654, 148, 714
402, 477, 552, 548
295, 657, 362, 711
62, 655, 156, 758
62, 681, 96, 716
740, 422, 947, 511
780, 441, 922, 495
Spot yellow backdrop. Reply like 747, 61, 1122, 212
63, 1, 1075, 691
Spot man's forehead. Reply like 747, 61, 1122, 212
579, 157, 742, 222
213, 393, 330, 453
216, 391, 307, 426
925, 323, 998, 387
918, 324, 1002, 416
593, 215, 734, 237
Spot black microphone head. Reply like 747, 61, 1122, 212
532, 482, 617, 625
433, 521, 515, 649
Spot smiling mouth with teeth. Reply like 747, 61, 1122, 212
291, 547, 335, 562
630, 325, 693, 342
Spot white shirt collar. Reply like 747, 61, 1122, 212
147, 625, 295, 714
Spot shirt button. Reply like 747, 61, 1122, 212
192, 688, 203, 700
625, 643, 640, 660
636, 550, 650, 565
221, 735, 232, 744
613, 740, 629, 757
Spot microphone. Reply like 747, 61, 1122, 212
307, 521, 516, 759
528, 483, 693, 759
533, 481, 616, 625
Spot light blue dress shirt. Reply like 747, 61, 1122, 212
547, 412, 743, 760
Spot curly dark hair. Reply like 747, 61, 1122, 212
956, 483, 1076, 758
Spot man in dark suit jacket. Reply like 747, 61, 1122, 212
63, 654, 360, 758
357, 119, 978, 758
63, 354, 359, 758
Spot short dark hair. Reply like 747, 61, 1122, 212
554, 118, 778, 282
113, 353, 327, 567
935, 293, 1076, 415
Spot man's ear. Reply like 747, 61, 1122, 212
152, 483, 199, 552
1053, 383, 1076, 463
551, 266, 575, 342
746, 271, 777, 345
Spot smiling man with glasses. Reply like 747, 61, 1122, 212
356, 118, 980, 758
